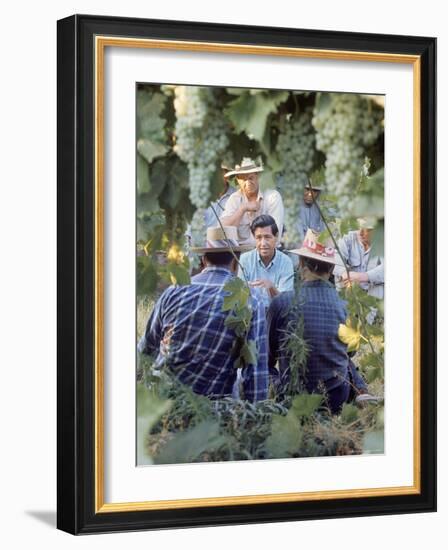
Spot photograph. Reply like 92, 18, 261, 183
135, 83, 385, 465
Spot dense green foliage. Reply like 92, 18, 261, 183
136, 84, 385, 464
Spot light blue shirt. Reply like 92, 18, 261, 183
297, 203, 324, 242
238, 249, 294, 307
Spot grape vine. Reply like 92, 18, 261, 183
275, 108, 315, 246
312, 93, 383, 215
173, 86, 229, 209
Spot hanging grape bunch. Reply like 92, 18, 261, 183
173, 86, 229, 209
312, 93, 383, 215
276, 108, 315, 246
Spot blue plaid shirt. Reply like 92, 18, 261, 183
138, 267, 268, 402
267, 280, 349, 394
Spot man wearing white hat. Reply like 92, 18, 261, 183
267, 230, 372, 413
138, 226, 269, 402
220, 158, 285, 246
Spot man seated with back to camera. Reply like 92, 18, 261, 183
267, 230, 374, 413
138, 226, 269, 402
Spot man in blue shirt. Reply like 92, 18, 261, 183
267, 230, 370, 413
238, 214, 294, 308
139, 226, 268, 402
297, 182, 324, 243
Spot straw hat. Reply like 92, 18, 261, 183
357, 216, 377, 230
289, 229, 344, 266
224, 157, 264, 178
191, 226, 253, 254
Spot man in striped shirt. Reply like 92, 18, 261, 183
138, 227, 268, 402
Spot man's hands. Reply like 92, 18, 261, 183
249, 278, 274, 290
340, 271, 369, 287
241, 200, 260, 214
249, 278, 279, 298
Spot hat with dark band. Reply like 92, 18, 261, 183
224, 157, 264, 178
191, 226, 253, 254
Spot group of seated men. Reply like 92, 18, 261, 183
138, 158, 384, 413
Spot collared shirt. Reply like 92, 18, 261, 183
333, 230, 384, 299
297, 202, 324, 242
203, 187, 236, 229
267, 281, 350, 394
220, 188, 285, 245
138, 267, 268, 402
238, 249, 294, 307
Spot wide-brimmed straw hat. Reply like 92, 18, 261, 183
224, 157, 264, 178
191, 226, 253, 254
289, 229, 344, 266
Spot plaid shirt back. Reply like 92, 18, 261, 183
267, 280, 349, 393
139, 267, 268, 401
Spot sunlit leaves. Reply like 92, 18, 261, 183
338, 320, 362, 352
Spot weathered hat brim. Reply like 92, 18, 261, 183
305, 185, 322, 192
224, 166, 264, 178
191, 244, 254, 254
288, 247, 344, 267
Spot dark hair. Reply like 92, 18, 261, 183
203, 251, 240, 266
250, 214, 278, 237
300, 255, 334, 274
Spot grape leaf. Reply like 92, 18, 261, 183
291, 393, 323, 419
225, 91, 288, 141
240, 340, 258, 366
265, 411, 303, 458
153, 420, 228, 464
222, 278, 250, 312
137, 138, 168, 165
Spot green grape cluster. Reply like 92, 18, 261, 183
173, 86, 229, 208
312, 94, 383, 213
275, 109, 315, 246
188, 207, 206, 247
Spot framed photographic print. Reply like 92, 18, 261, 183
57, 14, 436, 534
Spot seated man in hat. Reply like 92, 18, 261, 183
333, 217, 384, 300
138, 226, 269, 402
238, 214, 294, 308
267, 230, 372, 413
220, 158, 284, 246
